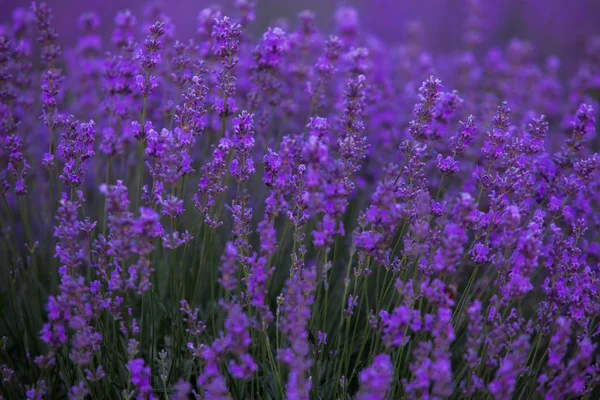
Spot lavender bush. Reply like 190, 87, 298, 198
1, 1, 600, 399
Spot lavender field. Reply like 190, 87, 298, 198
1, 1, 600, 399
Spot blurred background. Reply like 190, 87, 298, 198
1, 0, 599, 64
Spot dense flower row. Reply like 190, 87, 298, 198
1, 1, 600, 399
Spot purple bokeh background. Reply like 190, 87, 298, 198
1, 0, 599, 61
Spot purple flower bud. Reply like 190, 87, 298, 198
469, 242, 491, 264
127, 359, 153, 397
357, 354, 393, 400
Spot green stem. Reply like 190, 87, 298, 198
102, 157, 112, 237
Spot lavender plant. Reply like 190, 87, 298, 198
1, 1, 600, 399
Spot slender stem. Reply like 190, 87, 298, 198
102, 157, 112, 237
136, 140, 145, 211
